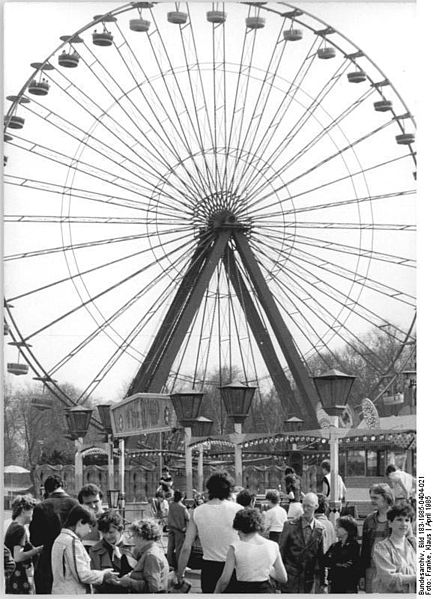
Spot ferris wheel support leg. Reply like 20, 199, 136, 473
224, 246, 295, 419
233, 231, 319, 426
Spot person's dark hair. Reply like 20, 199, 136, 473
285, 466, 295, 475
315, 493, 328, 515
173, 490, 184, 503
96, 509, 124, 533
387, 502, 415, 522
129, 518, 161, 541
369, 483, 394, 507
11, 495, 37, 520
78, 483, 102, 504
321, 459, 331, 473
206, 471, 234, 500
385, 464, 397, 476
236, 489, 256, 507
162, 466, 170, 472
233, 508, 264, 534
265, 489, 280, 504
64, 504, 97, 529
336, 515, 358, 539
44, 474, 63, 495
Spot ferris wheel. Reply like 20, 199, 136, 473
4, 2, 416, 426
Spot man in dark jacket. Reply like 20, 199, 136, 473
29, 474, 78, 594
279, 492, 326, 593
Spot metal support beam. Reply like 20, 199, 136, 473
223, 246, 295, 418
127, 239, 210, 395
147, 230, 232, 393
233, 231, 319, 426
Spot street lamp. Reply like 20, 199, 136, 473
97, 404, 116, 492
65, 406, 93, 494
170, 391, 204, 500
108, 489, 120, 509
191, 417, 213, 494
219, 381, 256, 487
283, 415, 304, 433
312, 369, 356, 523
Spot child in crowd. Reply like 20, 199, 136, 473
324, 515, 360, 594
214, 507, 287, 593
263, 490, 287, 543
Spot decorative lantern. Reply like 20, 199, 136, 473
170, 391, 204, 427
283, 415, 304, 432
219, 381, 256, 424
65, 405, 93, 439
312, 369, 356, 416
191, 416, 213, 437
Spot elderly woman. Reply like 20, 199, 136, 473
117, 518, 169, 593
176, 471, 243, 593
51, 505, 118, 594
4, 495, 43, 594
359, 483, 394, 592
372, 502, 416, 593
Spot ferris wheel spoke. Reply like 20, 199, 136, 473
244, 118, 394, 216
248, 188, 415, 222
254, 238, 414, 350
244, 151, 412, 221
140, 15, 218, 195
78, 38, 211, 200
23, 230, 197, 358
280, 242, 415, 307
21, 93, 201, 209
226, 9, 286, 197
240, 85, 376, 202
233, 26, 321, 198
7, 227, 194, 302
238, 54, 353, 200
260, 239, 413, 336
253, 244, 391, 373
7, 135, 190, 214
259, 221, 415, 232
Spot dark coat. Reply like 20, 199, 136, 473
89, 539, 132, 594
29, 490, 78, 594
279, 516, 325, 593
324, 538, 360, 593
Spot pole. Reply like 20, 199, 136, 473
74, 437, 83, 494
184, 427, 193, 500
234, 422, 243, 487
329, 415, 340, 526
118, 438, 125, 520
197, 445, 204, 493
107, 435, 114, 491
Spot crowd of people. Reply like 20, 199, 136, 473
3, 463, 417, 594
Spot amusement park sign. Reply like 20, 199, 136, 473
110, 393, 176, 437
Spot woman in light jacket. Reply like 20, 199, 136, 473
51, 504, 118, 594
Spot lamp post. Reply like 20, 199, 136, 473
170, 391, 204, 500
65, 406, 93, 494
191, 416, 213, 493
219, 382, 256, 487
108, 488, 120, 510
97, 404, 115, 491
312, 369, 356, 524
